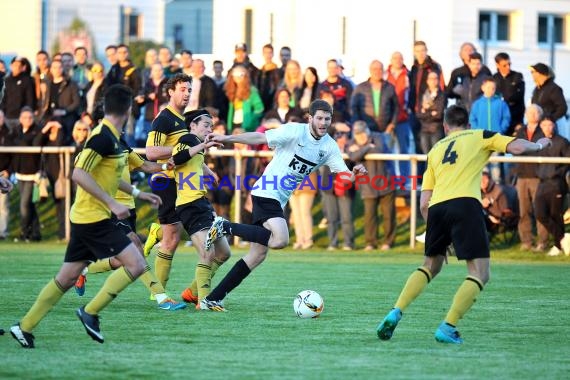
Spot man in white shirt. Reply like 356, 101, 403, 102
198, 100, 367, 311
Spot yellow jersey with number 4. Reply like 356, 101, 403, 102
422, 129, 515, 207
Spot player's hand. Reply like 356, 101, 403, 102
0, 178, 13, 194
203, 165, 220, 187
206, 133, 227, 144
536, 137, 552, 150
166, 158, 175, 170
139, 192, 162, 209
110, 201, 130, 220
352, 164, 367, 176
204, 140, 224, 150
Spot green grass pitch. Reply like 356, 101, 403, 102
1, 243, 569, 379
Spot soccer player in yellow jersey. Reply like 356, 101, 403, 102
144, 74, 218, 295
170, 109, 231, 308
10, 85, 162, 348
376, 105, 552, 344
73, 137, 186, 311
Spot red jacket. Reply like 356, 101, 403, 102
386, 65, 409, 123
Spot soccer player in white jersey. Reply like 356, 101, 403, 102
199, 99, 367, 311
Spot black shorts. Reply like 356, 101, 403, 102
150, 176, 180, 224
110, 208, 137, 235
176, 197, 215, 236
64, 219, 132, 263
251, 195, 284, 226
425, 197, 489, 260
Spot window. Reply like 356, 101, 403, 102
538, 14, 564, 44
174, 24, 183, 52
479, 11, 510, 41
121, 7, 142, 42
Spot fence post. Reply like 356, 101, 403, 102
233, 150, 243, 246
409, 156, 418, 248
64, 148, 71, 241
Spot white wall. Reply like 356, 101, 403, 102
209, 0, 569, 102
0, 0, 43, 61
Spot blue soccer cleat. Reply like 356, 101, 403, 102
158, 298, 187, 311
376, 307, 402, 340
435, 321, 464, 344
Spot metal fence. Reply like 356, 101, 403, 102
2, 146, 569, 248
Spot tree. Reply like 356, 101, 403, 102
128, 40, 162, 68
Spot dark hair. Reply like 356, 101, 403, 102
213, 60, 223, 66
280, 46, 291, 52
166, 73, 192, 94
444, 105, 469, 129
469, 52, 483, 61
494, 52, 510, 63
36, 50, 49, 58
309, 99, 333, 117
20, 106, 34, 115
414, 40, 427, 48
274, 88, 291, 104
301, 67, 320, 104
104, 84, 133, 116
105, 45, 117, 51
74, 46, 87, 54
184, 109, 212, 126
180, 49, 193, 56
117, 44, 129, 50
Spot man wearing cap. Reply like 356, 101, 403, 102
348, 120, 396, 251
0, 57, 35, 133
231, 43, 260, 87
530, 63, 568, 139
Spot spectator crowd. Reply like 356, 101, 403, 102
0, 40, 569, 254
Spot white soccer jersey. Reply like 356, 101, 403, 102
251, 123, 349, 208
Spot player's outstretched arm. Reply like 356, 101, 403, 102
146, 145, 173, 161
506, 137, 552, 155
207, 132, 267, 146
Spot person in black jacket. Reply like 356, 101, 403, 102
535, 117, 570, 256
530, 63, 568, 138
445, 42, 492, 105
42, 59, 81, 143
39, 120, 66, 240
513, 104, 548, 252
0, 107, 15, 238
0, 56, 36, 132
493, 52, 525, 136
416, 72, 447, 154
13, 107, 43, 241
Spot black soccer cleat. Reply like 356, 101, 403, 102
10, 323, 35, 348
76, 306, 104, 343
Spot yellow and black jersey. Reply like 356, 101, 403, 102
115, 137, 145, 208
146, 105, 187, 178
71, 119, 125, 224
172, 133, 206, 206
422, 129, 515, 207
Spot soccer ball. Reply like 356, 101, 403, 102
293, 290, 324, 318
